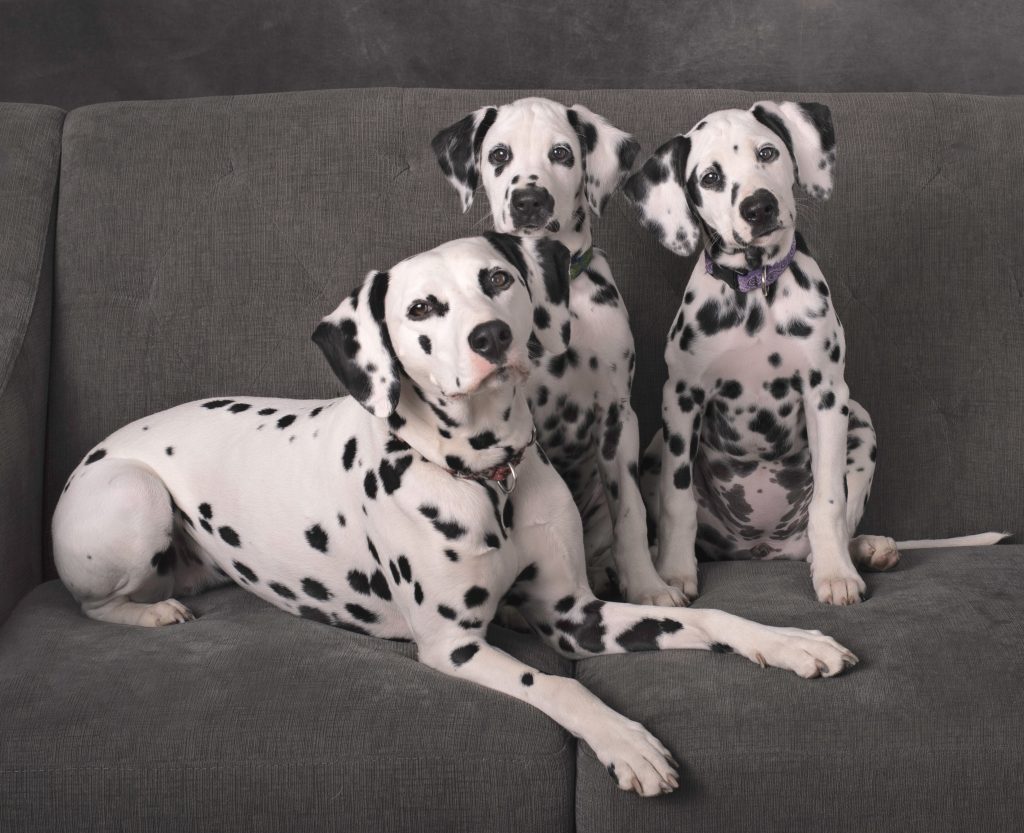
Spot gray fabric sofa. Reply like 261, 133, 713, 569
1, 88, 1022, 832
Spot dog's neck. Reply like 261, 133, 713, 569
704, 226, 797, 273
385, 375, 535, 476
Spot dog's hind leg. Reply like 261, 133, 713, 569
843, 401, 900, 572
53, 457, 195, 626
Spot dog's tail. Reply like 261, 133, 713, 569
895, 532, 1012, 550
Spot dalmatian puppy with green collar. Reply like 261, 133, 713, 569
53, 233, 859, 798
624, 101, 1004, 606
432, 97, 684, 607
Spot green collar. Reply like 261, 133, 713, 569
569, 247, 594, 280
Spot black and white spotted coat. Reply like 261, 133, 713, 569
433, 96, 682, 606
625, 101, 897, 606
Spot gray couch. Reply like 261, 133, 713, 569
1, 88, 1022, 833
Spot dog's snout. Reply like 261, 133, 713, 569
468, 319, 513, 364
739, 189, 779, 234
510, 186, 554, 229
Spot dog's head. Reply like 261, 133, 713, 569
313, 235, 570, 417
623, 101, 835, 258
432, 97, 639, 236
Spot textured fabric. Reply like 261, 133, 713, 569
0, 581, 574, 833
575, 546, 1024, 833
47, 89, 1024, 576
2, 1, 1024, 109
0, 103, 63, 623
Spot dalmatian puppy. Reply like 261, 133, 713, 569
53, 234, 858, 798
431, 97, 683, 607
624, 102, 1005, 606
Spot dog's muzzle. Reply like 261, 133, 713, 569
739, 189, 780, 238
510, 186, 554, 230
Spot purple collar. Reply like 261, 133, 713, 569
704, 238, 798, 295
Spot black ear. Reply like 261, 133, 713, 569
312, 270, 400, 418
566, 104, 641, 216
750, 100, 836, 200
622, 134, 700, 256
484, 231, 571, 356
431, 106, 499, 212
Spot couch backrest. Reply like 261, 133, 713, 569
45, 89, 1024, 569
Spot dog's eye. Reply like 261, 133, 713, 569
757, 145, 779, 163
407, 300, 433, 320
549, 145, 573, 164
700, 169, 721, 188
489, 270, 513, 291
488, 145, 511, 166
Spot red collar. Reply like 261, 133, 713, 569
447, 429, 535, 494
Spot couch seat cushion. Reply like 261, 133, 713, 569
0, 581, 574, 833
575, 547, 1024, 833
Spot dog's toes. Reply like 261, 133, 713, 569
660, 573, 698, 605
746, 629, 858, 678
593, 717, 679, 798
813, 574, 865, 606
627, 580, 689, 607
139, 598, 195, 627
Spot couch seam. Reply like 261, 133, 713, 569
0, 109, 65, 402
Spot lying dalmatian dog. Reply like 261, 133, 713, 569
53, 234, 858, 798
432, 97, 683, 606
624, 101, 1005, 606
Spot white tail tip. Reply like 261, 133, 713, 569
895, 532, 1011, 550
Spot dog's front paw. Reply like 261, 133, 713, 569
589, 715, 679, 797
849, 535, 900, 571
139, 598, 195, 627
623, 576, 689, 607
658, 571, 698, 605
812, 569, 866, 606
747, 627, 859, 678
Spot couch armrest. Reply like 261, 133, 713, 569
0, 104, 63, 624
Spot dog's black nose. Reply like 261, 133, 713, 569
739, 189, 779, 234
468, 320, 513, 364
510, 186, 554, 229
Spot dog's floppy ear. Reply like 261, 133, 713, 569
622, 135, 700, 256
750, 100, 836, 200
566, 104, 641, 217
484, 231, 571, 356
431, 106, 499, 212
312, 270, 401, 418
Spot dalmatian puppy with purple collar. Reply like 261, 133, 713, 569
53, 233, 859, 798
431, 97, 685, 607
624, 101, 1004, 606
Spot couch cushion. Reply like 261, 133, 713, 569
0, 581, 574, 833
574, 546, 1024, 833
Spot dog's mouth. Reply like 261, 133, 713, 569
450, 363, 529, 398
733, 224, 785, 248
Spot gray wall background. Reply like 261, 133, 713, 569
2, 0, 1024, 108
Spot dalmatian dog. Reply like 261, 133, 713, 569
624, 101, 1006, 606
431, 97, 684, 607
53, 234, 859, 798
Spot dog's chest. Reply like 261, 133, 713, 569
526, 256, 633, 498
